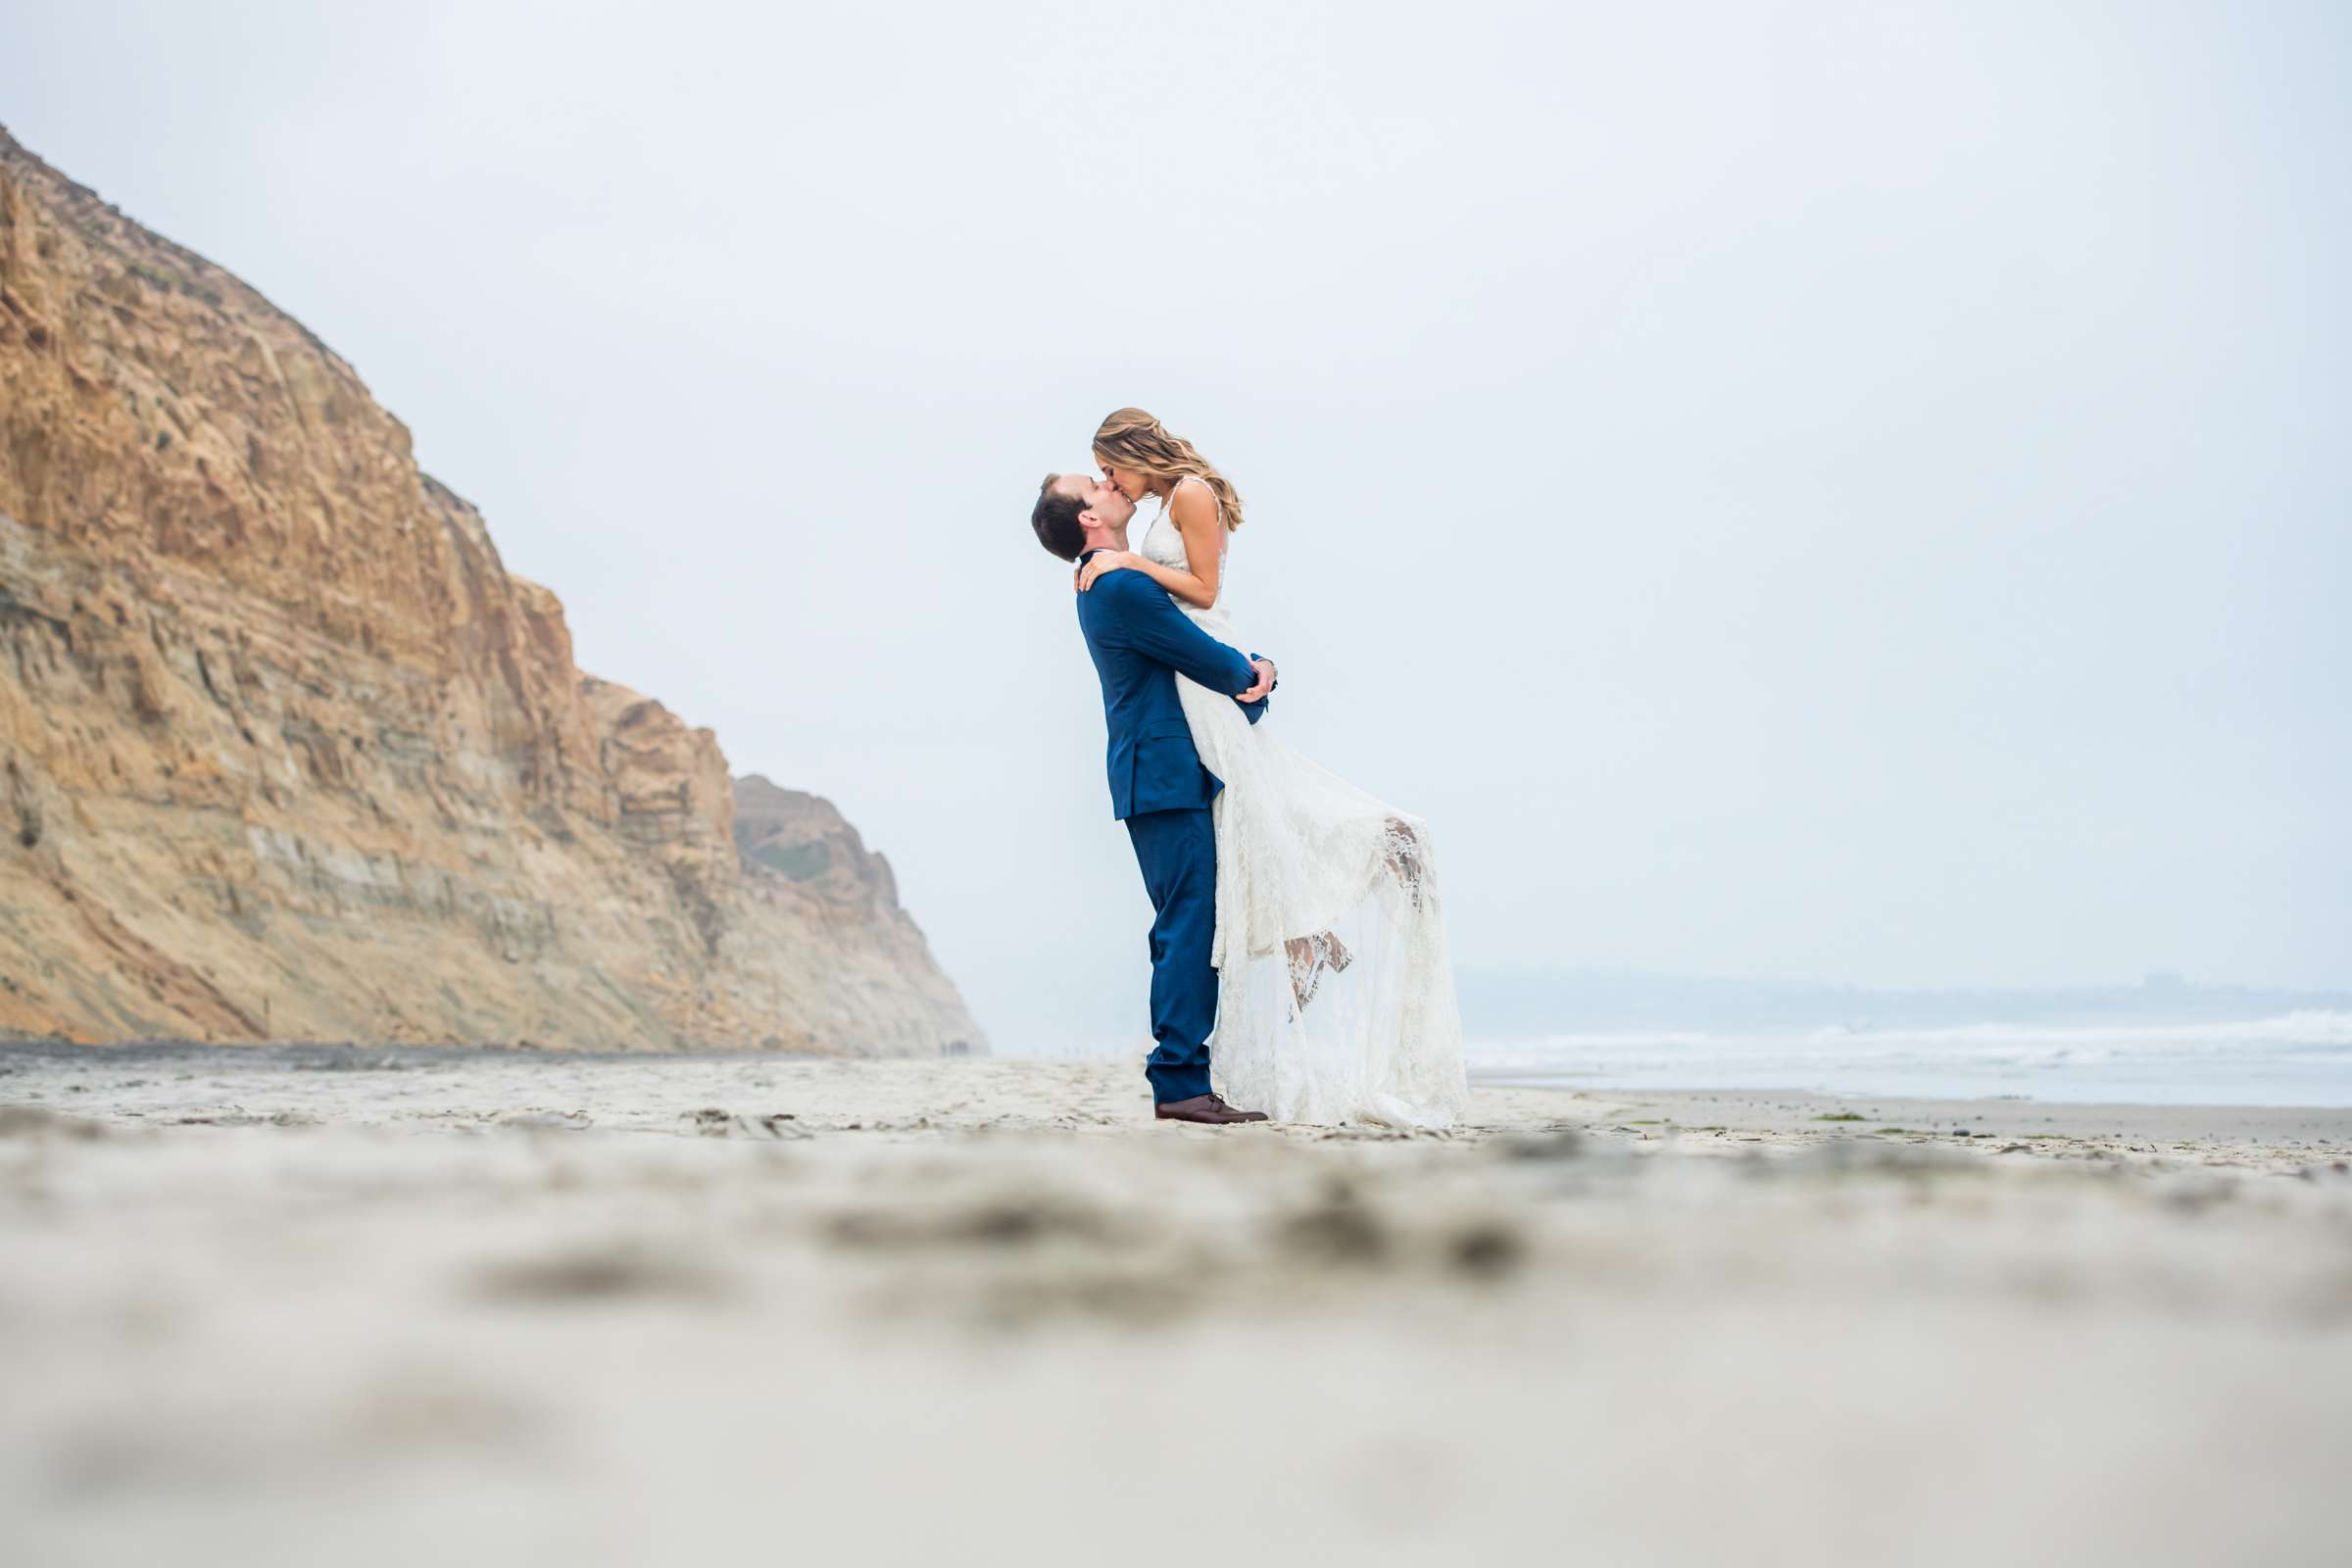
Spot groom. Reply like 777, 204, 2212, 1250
1031, 472, 1278, 1126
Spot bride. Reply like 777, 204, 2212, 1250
1075, 408, 1468, 1129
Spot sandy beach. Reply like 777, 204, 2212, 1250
3, 1045, 2349, 1567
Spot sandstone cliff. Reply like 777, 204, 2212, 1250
0, 126, 984, 1054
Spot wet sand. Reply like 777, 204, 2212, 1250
3, 1045, 2349, 1566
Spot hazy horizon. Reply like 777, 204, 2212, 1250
5, 2, 2345, 1054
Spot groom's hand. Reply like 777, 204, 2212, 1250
1237, 658, 1277, 704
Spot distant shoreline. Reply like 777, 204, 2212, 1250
1464, 1007, 2352, 1109
1456, 969, 2352, 1036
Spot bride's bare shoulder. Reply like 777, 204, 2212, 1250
1168, 476, 1219, 526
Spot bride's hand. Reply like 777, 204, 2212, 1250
1075, 550, 1139, 592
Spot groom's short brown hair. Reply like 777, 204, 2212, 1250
1031, 474, 1085, 562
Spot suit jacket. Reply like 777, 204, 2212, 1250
1074, 558, 1268, 820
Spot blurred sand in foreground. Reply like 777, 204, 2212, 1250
3, 1047, 2349, 1567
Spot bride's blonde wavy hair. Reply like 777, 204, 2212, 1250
1092, 408, 1246, 532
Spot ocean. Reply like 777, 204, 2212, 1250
1467, 1009, 2352, 1106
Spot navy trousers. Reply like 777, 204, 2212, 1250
1124, 807, 1219, 1104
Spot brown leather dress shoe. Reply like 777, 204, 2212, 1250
1154, 1094, 1271, 1125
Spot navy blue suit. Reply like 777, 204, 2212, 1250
1075, 554, 1268, 1103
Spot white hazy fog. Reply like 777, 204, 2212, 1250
4, 2, 2344, 1054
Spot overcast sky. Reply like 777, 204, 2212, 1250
5, 1, 2345, 1049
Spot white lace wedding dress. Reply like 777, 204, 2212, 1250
1140, 481, 1469, 1128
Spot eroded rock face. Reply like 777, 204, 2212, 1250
0, 126, 983, 1055
733, 774, 905, 912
